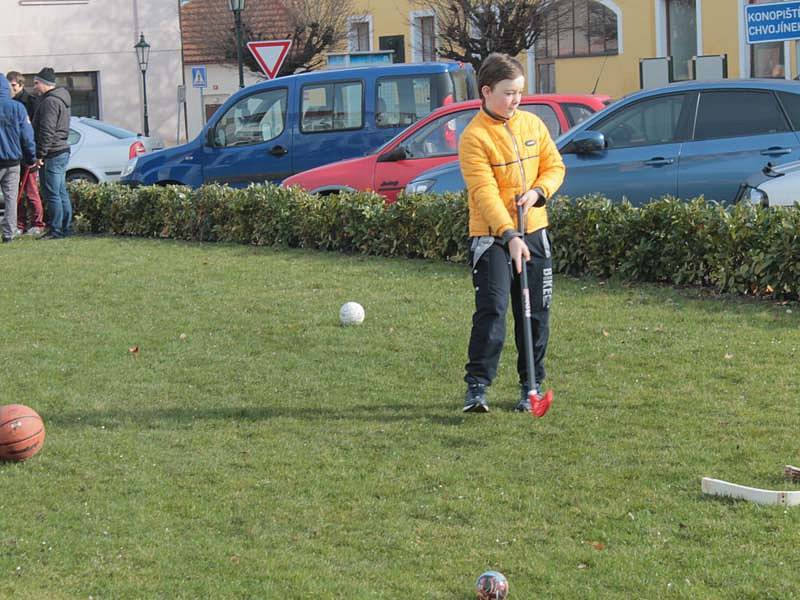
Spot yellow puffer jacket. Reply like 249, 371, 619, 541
458, 107, 565, 238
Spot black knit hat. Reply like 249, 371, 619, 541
34, 67, 56, 86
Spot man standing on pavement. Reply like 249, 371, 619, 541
32, 67, 72, 239
0, 75, 36, 243
6, 71, 45, 236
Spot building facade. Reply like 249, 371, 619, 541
348, 0, 800, 99
0, 0, 183, 144
6, 1, 790, 150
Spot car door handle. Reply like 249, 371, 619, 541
643, 157, 675, 166
269, 145, 288, 156
760, 146, 791, 156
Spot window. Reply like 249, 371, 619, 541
563, 103, 598, 127
536, 62, 555, 93
67, 129, 81, 145
693, 91, 788, 140
80, 118, 137, 139
376, 75, 444, 128
537, 0, 618, 59
300, 81, 363, 133
379, 35, 406, 63
402, 109, 477, 157
593, 94, 685, 149
213, 88, 287, 147
411, 12, 437, 62
375, 71, 467, 130
521, 104, 561, 137
752, 43, 785, 78
349, 17, 371, 52
25, 71, 98, 118
778, 92, 800, 131
420, 16, 436, 61
450, 69, 476, 102
666, 0, 697, 81
749, 0, 785, 78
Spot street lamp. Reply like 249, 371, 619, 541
134, 32, 151, 136
229, 0, 246, 88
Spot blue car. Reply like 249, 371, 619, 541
405, 79, 800, 205
120, 62, 476, 188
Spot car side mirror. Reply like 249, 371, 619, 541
206, 127, 216, 147
377, 146, 408, 163
566, 131, 606, 155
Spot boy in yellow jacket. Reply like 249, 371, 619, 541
459, 53, 565, 412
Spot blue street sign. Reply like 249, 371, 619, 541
191, 66, 208, 89
746, 1, 800, 44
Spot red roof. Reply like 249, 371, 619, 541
180, 0, 289, 65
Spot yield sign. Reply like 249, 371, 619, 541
246, 40, 292, 79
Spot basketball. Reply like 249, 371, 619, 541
0, 404, 46, 462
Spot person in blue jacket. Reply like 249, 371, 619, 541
0, 74, 36, 243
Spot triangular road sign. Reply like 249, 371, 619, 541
247, 40, 292, 79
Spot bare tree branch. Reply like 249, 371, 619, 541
212, 0, 355, 77
413, 0, 562, 72
279, 0, 355, 74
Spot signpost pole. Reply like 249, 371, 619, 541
191, 66, 209, 132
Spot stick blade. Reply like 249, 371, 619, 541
529, 389, 553, 418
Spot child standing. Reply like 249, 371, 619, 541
458, 53, 565, 412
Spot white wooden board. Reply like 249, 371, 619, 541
702, 477, 800, 506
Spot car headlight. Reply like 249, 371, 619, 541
747, 186, 768, 207
405, 179, 435, 195
120, 157, 138, 178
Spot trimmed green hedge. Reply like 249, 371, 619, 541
70, 182, 800, 298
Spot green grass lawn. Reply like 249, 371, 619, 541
0, 236, 798, 599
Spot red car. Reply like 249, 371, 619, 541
282, 94, 610, 203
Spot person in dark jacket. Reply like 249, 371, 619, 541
0, 75, 37, 243
7, 71, 45, 236
32, 67, 72, 239
6, 71, 36, 119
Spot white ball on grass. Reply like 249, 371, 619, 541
339, 302, 365, 326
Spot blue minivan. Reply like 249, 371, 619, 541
120, 62, 476, 188
405, 79, 800, 205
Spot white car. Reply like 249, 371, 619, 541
735, 160, 800, 208
66, 117, 164, 183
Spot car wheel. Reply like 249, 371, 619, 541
66, 170, 99, 184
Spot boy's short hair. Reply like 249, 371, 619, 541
477, 53, 525, 92
6, 71, 24, 85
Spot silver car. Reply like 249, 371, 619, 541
66, 117, 164, 183
736, 160, 800, 208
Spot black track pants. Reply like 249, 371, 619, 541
465, 229, 553, 388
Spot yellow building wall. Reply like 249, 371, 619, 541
701, 1, 742, 78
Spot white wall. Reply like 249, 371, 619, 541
0, 0, 183, 145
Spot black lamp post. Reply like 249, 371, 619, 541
229, 0, 246, 88
134, 32, 151, 136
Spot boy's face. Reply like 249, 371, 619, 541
9, 80, 24, 96
481, 75, 525, 119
